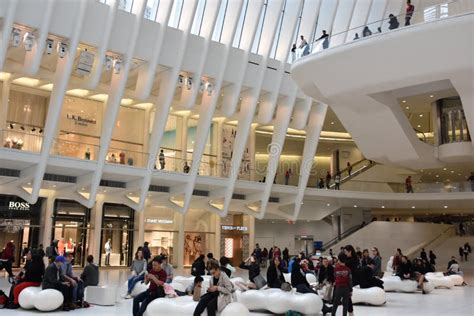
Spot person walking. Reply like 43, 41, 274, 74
334, 171, 341, 190
464, 243, 471, 261
429, 250, 437, 266
405, 176, 414, 193
347, 162, 352, 176
332, 253, 353, 316
405, 0, 415, 26
284, 169, 292, 185
159, 150, 165, 170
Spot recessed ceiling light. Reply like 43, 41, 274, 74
52, 184, 57, 188
405, 106, 410, 110
103, 190, 107, 193
353, 205, 358, 208
420, 169, 424, 172
402, 100, 407, 103
27, 182, 31, 185
435, 175, 439, 178
381, 205, 385, 208
417, 124, 421, 128
330, 121, 335, 125
419, 114, 423, 117
430, 95, 434, 98
81, 187, 85, 191
444, 205, 448, 209
411, 206, 416, 209
450, 170, 454, 173
443, 168, 447, 171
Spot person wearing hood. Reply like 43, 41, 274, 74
80, 255, 99, 288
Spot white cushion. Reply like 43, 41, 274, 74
448, 274, 464, 286
34, 289, 64, 312
18, 286, 41, 309
144, 296, 200, 316
85, 286, 117, 305
220, 302, 250, 316
235, 288, 323, 314
425, 273, 454, 289
381, 276, 418, 292
423, 280, 435, 293
352, 287, 386, 305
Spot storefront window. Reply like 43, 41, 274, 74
183, 209, 217, 266
100, 204, 135, 267
0, 195, 42, 267
144, 206, 180, 266
52, 200, 91, 267
220, 214, 250, 266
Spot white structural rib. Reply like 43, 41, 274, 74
291, 103, 327, 221
85, 0, 148, 208
220, 0, 285, 217
136, 0, 199, 212
345, 0, 373, 43
80, 0, 119, 90
132, 0, 174, 100
0, 0, 19, 70
28, 0, 90, 204
180, 0, 244, 213
22, 0, 55, 75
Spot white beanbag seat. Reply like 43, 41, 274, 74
282, 273, 316, 285
123, 280, 150, 297
448, 274, 464, 286
18, 286, 42, 309
352, 287, 386, 305
423, 280, 435, 293
85, 286, 117, 305
144, 296, 199, 316
34, 289, 64, 311
425, 273, 454, 289
235, 288, 323, 314
382, 276, 418, 292
220, 302, 250, 316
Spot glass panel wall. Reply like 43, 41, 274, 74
438, 97, 471, 144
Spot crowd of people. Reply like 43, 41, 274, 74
0, 242, 99, 311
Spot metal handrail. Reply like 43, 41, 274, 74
323, 222, 367, 250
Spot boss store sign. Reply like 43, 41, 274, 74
0, 195, 41, 218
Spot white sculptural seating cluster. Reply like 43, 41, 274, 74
18, 287, 64, 311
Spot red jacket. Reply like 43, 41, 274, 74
2, 242, 14, 260
334, 264, 352, 288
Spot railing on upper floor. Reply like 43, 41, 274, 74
294, 0, 472, 60
51, 138, 100, 161
0, 128, 43, 153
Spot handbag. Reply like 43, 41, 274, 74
323, 283, 334, 302
253, 275, 267, 289
281, 282, 292, 292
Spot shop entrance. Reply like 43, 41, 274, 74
0, 195, 42, 267
52, 200, 90, 267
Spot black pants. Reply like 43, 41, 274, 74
335, 183, 340, 190
133, 288, 165, 316
405, 16, 412, 26
295, 284, 316, 294
332, 287, 350, 316
193, 292, 218, 316
0, 260, 14, 277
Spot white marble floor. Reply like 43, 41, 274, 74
0, 267, 473, 316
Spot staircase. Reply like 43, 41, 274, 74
329, 159, 377, 189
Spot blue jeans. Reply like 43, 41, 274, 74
128, 274, 145, 294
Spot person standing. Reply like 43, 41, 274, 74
142, 242, 151, 263
464, 242, 471, 261
252, 244, 262, 264
318, 178, 325, 188
405, 176, 414, 193
298, 35, 309, 56
104, 239, 111, 266
420, 248, 427, 261
332, 253, 353, 316
284, 169, 292, 185
183, 161, 190, 173
159, 149, 165, 170
459, 222, 465, 236
347, 162, 352, 176
405, 0, 415, 26
371, 247, 382, 277
429, 250, 437, 266
291, 44, 297, 61
334, 171, 341, 190
282, 247, 289, 263
326, 171, 332, 189
388, 14, 400, 30
133, 258, 167, 316
0, 241, 15, 282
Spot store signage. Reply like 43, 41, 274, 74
8, 201, 30, 211
66, 114, 97, 127
221, 225, 248, 232
76, 50, 95, 76
145, 218, 173, 224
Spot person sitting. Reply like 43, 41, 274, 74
80, 255, 99, 288
160, 255, 174, 284
7, 249, 44, 309
291, 258, 315, 294
267, 256, 286, 288
62, 252, 83, 307
361, 249, 375, 267
412, 258, 428, 294
191, 255, 206, 276
446, 257, 462, 276
206, 253, 219, 275
42, 256, 75, 311
219, 256, 235, 278
133, 257, 167, 316
238, 256, 263, 290
125, 249, 148, 299
318, 257, 335, 285
193, 261, 233, 316
396, 256, 414, 280
362, 26, 372, 37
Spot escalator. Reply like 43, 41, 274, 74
329, 158, 377, 189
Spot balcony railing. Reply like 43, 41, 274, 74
51, 138, 100, 161
1, 128, 43, 153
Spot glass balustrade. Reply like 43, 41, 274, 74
51, 138, 100, 161
1, 128, 43, 153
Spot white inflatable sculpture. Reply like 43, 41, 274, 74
235, 288, 323, 315
425, 272, 455, 289
123, 280, 150, 297
18, 286, 42, 309
352, 287, 386, 305
19, 287, 64, 311
85, 285, 117, 305
282, 273, 316, 285
34, 289, 64, 311
382, 276, 418, 292
144, 296, 250, 316
448, 274, 464, 286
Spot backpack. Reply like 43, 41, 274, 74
0, 290, 8, 308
